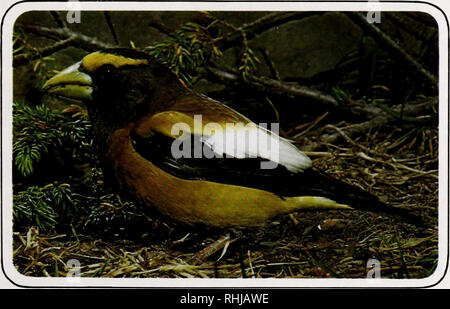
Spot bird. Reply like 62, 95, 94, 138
43, 48, 422, 229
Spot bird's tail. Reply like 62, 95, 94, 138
284, 169, 424, 227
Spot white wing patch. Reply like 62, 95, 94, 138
200, 122, 312, 173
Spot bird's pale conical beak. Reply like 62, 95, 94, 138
43, 61, 93, 101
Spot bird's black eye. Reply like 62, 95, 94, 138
101, 64, 115, 74
96, 64, 116, 82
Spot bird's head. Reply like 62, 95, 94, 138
43, 48, 181, 128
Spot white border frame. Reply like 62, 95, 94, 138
1, 1, 448, 288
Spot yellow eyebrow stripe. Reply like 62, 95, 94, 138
82, 51, 148, 72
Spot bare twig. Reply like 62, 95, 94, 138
357, 152, 438, 179
49, 11, 67, 29
14, 24, 117, 67
345, 12, 438, 86
326, 124, 391, 159
103, 11, 119, 45
22, 24, 116, 50
204, 66, 340, 108
265, 97, 280, 124
214, 11, 321, 51
13, 36, 77, 67
259, 48, 281, 80
148, 19, 176, 37
301, 97, 438, 151
293, 112, 329, 139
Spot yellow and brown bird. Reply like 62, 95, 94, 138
43, 48, 421, 228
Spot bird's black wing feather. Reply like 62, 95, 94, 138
132, 131, 299, 197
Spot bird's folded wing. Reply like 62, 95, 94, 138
133, 110, 312, 173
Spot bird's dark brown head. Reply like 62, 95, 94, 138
43, 48, 183, 130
